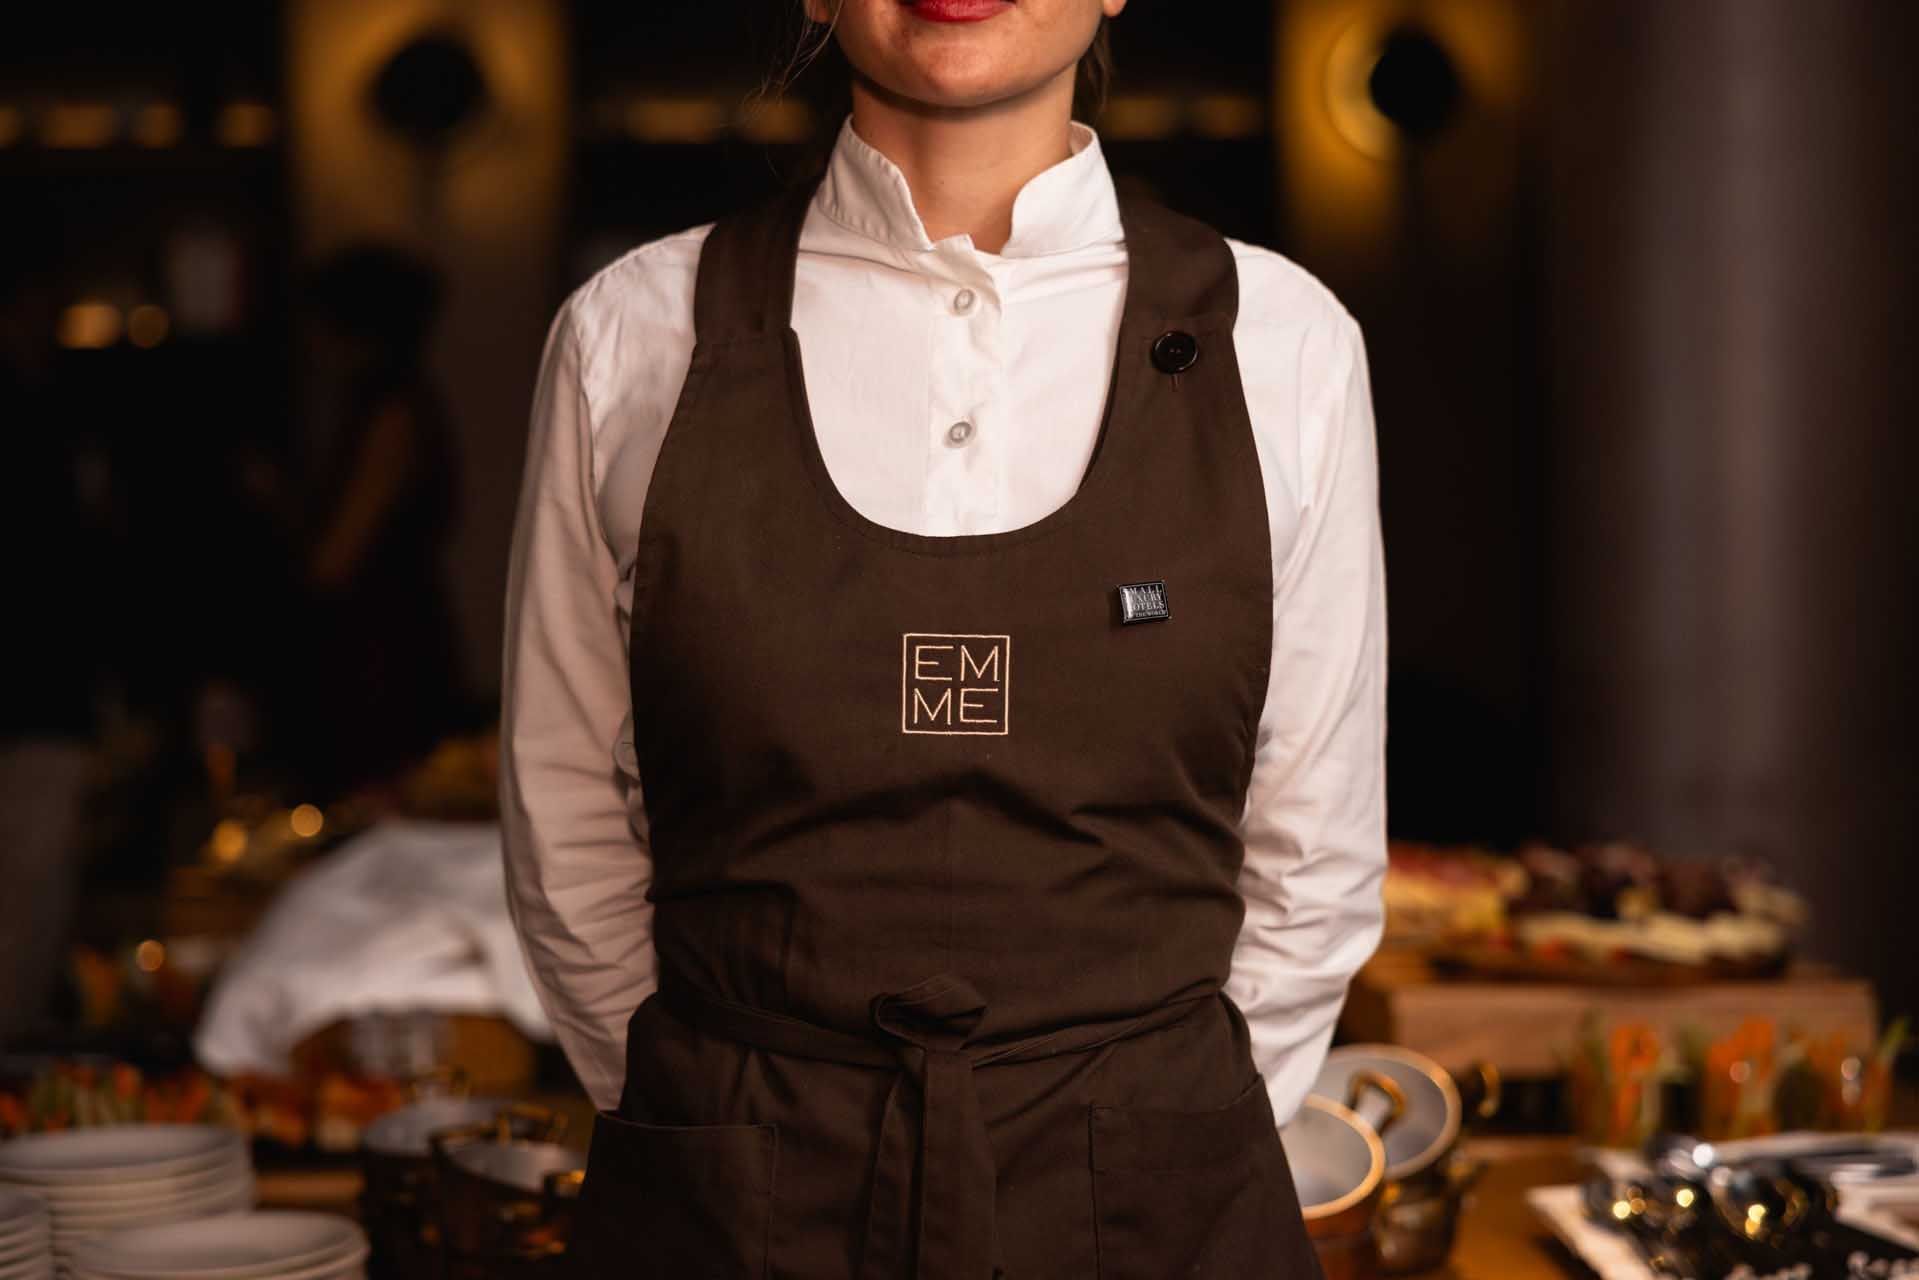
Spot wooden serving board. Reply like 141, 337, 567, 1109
1340, 947, 1878, 1078
1425, 944, 1789, 986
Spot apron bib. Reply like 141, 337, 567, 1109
569, 166, 1324, 1280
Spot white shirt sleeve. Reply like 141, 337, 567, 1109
498, 294, 659, 1113
1227, 311, 1389, 1130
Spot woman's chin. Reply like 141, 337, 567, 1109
880, 57, 1054, 113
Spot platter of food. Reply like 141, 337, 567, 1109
1386, 839, 1806, 985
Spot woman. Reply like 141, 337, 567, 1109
295, 243, 466, 797
501, 1, 1387, 1275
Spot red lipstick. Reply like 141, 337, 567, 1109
903, 0, 1013, 23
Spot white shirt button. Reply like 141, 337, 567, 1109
951, 288, 977, 315
945, 419, 975, 446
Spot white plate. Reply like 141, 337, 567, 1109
0, 1237, 47, 1264
64, 1237, 358, 1280
30, 1162, 249, 1214
0, 1236, 50, 1270
0, 1189, 47, 1229
50, 1182, 254, 1237
0, 1226, 47, 1251
66, 1275, 362, 1280
48, 1173, 251, 1222
0, 1240, 51, 1271
65, 1213, 365, 1279
2, 1156, 242, 1205
67, 1242, 364, 1280
0, 1129, 243, 1185
0, 1222, 46, 1246
64, 1238, 358, 1280
22, 1149, 247, 1199
0, 1229, 47, 1259
106, 1240, 370, 1280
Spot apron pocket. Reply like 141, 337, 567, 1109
570, 1108, 779, 1280
1089, 1072, 1323, 1280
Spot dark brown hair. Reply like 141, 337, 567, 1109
760, 5, 1115, 131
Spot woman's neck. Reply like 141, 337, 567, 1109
846, 72, 1077, 253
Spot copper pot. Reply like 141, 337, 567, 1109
1373, 1146, 1487, 1273
428, 1120, 585, 1276
1282, 1092, 1399, 1280
1314, 1046, 1501, 1274
360, 1093, 562, 1280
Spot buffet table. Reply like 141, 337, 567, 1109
1416, 1136, 1597, 1278
236, 1133, 1719, 1278
251, 1083, 1919, 1278
247, 1131, 1588, 1277
248, 1133, 1594, 1277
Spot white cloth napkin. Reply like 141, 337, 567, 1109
193, 819, 553, 1076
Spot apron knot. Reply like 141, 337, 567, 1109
656, 969, 1218, 1279
862, 972, 998, 1280
869, 971, 986, 1051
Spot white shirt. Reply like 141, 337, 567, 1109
499, 112, 1388, 1129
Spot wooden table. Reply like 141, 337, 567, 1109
1403, 1136, 1590, 1279
1399, 1074, 1919, 1279
259, 1092, 1919, 1279
256, 1135, 1600, 1278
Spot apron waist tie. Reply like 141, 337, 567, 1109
657, 967, 1215, 1280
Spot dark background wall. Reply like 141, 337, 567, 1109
1541, 0, 1919, 1025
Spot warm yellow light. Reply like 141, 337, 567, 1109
1100, 94, 1183, 141
289, 804, 325, 838
0, 106, 24, 148
623, 97, 729, 144
58, 302, 122, 350
210, 819, 249, 864
217, 101, 277, 148
1324, 20, 1394, 160
132, 103, 185, 148
1189, 94, 1267, 140
134, 939, 166, 973
1610, 1199, 1631, 1221
128, 305, 170, 348
736, 98, 815, 144
43, 103, 119, 149
1674, 1186, 1695, 1208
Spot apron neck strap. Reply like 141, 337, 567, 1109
693, 168, 820, 341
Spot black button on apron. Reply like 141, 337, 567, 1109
1151, 329, 1200, 374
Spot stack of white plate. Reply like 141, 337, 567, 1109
0, 1188, 52, 1280
66, 1213, 368, 1280
0, 1127, 253, 1266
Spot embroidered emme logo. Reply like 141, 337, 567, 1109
901, 633, 1011, 735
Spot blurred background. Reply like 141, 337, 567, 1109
1, 0, 1916, 1269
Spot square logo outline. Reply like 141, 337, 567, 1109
900, 632, 1012, 736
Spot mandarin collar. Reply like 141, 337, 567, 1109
813, 112, 1123, 259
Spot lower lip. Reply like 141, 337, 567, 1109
904, 0, 1013, 23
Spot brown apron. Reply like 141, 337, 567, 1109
569, 164, 1326, 1280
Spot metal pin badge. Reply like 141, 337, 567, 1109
1117, 580, 1170, 625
